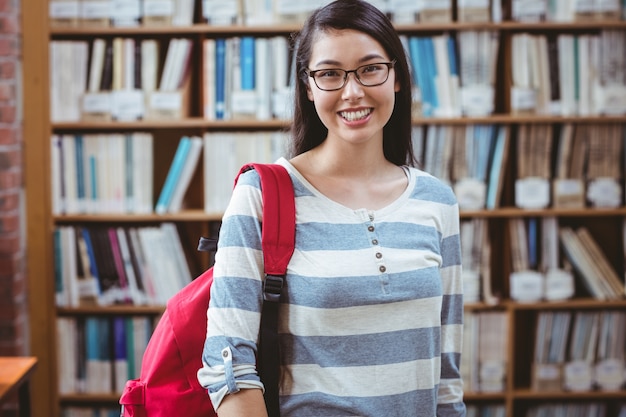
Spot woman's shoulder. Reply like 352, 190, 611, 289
406, 166, 458, 205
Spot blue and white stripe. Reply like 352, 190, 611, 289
198, 158, 465, 416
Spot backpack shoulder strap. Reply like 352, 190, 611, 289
236, 163, 294, 417
236, 163, 295, 277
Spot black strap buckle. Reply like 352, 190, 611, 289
263, 274, 284, 302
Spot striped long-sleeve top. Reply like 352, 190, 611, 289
198, 158, 466, 417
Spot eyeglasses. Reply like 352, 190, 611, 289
305, 60, 396, 91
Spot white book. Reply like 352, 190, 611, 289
141, 39, 159, 92
159, 38, 180, 91
432, 34, 454, 116
558, 34, 577, 115
172, 0, 195, 25
61, 134, 79, 214
56, 317, 78, 394
167, 136, 203, 213
255, 37, 272, 120
203, 38, 216, 120
123, 38, 135, 90
87, 38, 106, 92
108, 133, 126, 213
159, 222, 193, 289
131, 132, 154, 214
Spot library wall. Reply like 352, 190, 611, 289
0, 0, 25, 356
0, 0, 27, 416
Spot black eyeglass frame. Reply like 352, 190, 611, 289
305, 60, 397, 91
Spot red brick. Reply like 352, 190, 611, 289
0, 59, 16, 79
0, 127, 19, 145
0, 0, 19, 13
0, 168, 20, 189
0, 14, 20, 32
0, 36, 19, 56
0, 233, 19, 253
0, 146, 19, 167
0, 252, 21, 274
0, 104, 15, 123
0, 189, 19, 211
0, 81, 15, 101
0, 211, 19, 233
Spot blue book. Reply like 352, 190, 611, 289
80, 228, 101, 296
408, 36, 421, 88
84, 317, 101, 392
113, 316, 128, 393
74, 134, 85, 212
240, 36, 255, 90
527, 218, 538, 269
423, 37, 439, 112
155, 137, 191, 214
215, 38, 227, 119
485, 126, 509, 209
447, 36, 458, 77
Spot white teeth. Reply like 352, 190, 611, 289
340, 109, 371, 121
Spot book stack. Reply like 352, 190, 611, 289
54, 223, 194, 307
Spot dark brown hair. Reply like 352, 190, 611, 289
289, 0, 416, 166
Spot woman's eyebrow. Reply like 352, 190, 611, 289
312, 54, 388, 68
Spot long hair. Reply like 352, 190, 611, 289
289, 0, 416, 166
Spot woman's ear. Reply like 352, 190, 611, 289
306, 84, 314, 101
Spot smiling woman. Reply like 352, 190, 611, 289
197, 1, 467, 416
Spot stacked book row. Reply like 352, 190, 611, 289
461, 310, 509, 392
57, 315, 155, 395
532, 310, 626, 392
50, 37, 192, 122
54, 223, 193, 307
51, 131, 286, 215
511, 31, 626, 117
508, 217, 625, 302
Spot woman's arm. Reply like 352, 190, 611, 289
217, 388, 268, 417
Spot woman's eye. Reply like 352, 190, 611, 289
318, 70, 342, 78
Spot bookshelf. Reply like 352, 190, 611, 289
22, 1, 626, 416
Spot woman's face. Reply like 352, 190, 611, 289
305, 29, 399, 149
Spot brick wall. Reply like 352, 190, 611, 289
0, 0, 25, 415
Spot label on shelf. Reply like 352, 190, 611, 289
49, 1, 80, 18
203, 0, 239, 24
532, 363, 562, 391
111, 0, 141, 23
510, 270, 544, 302
563, 360, 593, 391
80, 0, 110, 19
594, 359, 625, 391
596, 84, 626, 115
552, 178, 585, 209
460, 85, 494, 117
587, 177, 621, 208
510, 87, 537, 112
111, 90, 145, 121
544, 268, 574, 301
515, 177, 550, 209
143, 0, 174, 16
82, 92, 111, 116
231, 90, 258, 116
454, 177, 486, 211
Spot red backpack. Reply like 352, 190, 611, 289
119, 163, 295, 417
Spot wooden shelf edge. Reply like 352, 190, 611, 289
57, 305, 165, 315
49, 20, 626, 37
51, 114, 626, 131
53, 206, 626, 223
512, 388, 626, 399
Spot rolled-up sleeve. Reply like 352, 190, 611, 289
197, 170, 266, 410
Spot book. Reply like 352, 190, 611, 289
167, 136, 203, 213
155, 136, 192, 214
